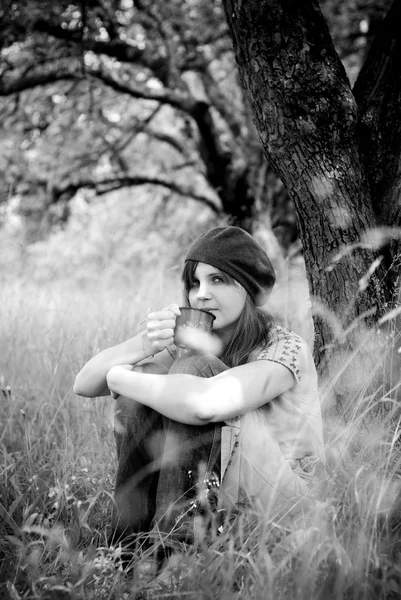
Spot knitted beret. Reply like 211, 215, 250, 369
184, 226, 275, 306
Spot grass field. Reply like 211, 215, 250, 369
1, 269, 400, 600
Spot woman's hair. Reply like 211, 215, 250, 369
182, 260, 273, 367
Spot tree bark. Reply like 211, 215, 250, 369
222, 0, 389, 363
353, 0, 401, 296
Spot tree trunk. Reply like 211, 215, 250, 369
353, 0, 401, 297
191, 98, 258, 231
222, 0, 391, 364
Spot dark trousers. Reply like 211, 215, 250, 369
110, 352, 227, 550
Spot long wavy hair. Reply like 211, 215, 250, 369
182, 260, 273, 368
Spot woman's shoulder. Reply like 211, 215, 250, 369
265, 323, 307, 349
255, 323, 314, 384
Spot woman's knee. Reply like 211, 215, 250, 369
169, 352, 228, 378
114, 395, 161, 439
114, 362, 167, 426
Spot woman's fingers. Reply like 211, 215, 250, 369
162, 304, 181, 316
148, 328, 174, 341
147, 316, 176, 330
148, 308, 180, 322
145, 305, 180, 353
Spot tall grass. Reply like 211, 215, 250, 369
0, 270, 400, 600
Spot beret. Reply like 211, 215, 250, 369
185, 226, 275, 305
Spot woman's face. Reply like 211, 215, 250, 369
188, 262, 247, 334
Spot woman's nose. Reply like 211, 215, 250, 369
195, 282, 212, 300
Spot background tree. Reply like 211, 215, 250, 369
222, 0, 400, 384
0, 0, 294, 241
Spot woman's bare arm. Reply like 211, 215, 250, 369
106, 360, 295, 424
73, 332, 176, 397
74, 305, 180, 397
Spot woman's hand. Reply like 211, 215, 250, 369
144, 304, 181, 356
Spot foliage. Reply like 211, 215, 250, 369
0, 0, 272, 236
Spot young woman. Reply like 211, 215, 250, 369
74, 226, 325, 561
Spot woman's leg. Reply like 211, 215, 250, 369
152, 353, 228, 550
223, 410, 322, 531
110, 362, 168, 546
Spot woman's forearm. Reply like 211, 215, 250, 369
106, 366, 218, 424
106, 361, 294, 424
74, 331, 152, 397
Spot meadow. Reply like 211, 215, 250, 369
0, 204, 400, 599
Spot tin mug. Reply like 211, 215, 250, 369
174, 307, 216, 349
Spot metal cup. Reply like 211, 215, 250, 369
174, 307, 216, 349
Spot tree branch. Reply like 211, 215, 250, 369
87, 66, 199, 114
0, 61, 203, 121
0, 69, 78, 95
33, 18, 167, 75
52, 175, 221, 213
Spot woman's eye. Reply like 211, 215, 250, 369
190, 280, 199, 288
212, 276, 223, 283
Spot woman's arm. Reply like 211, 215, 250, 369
106, 360, 295, 424
74, 305, 180, 397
